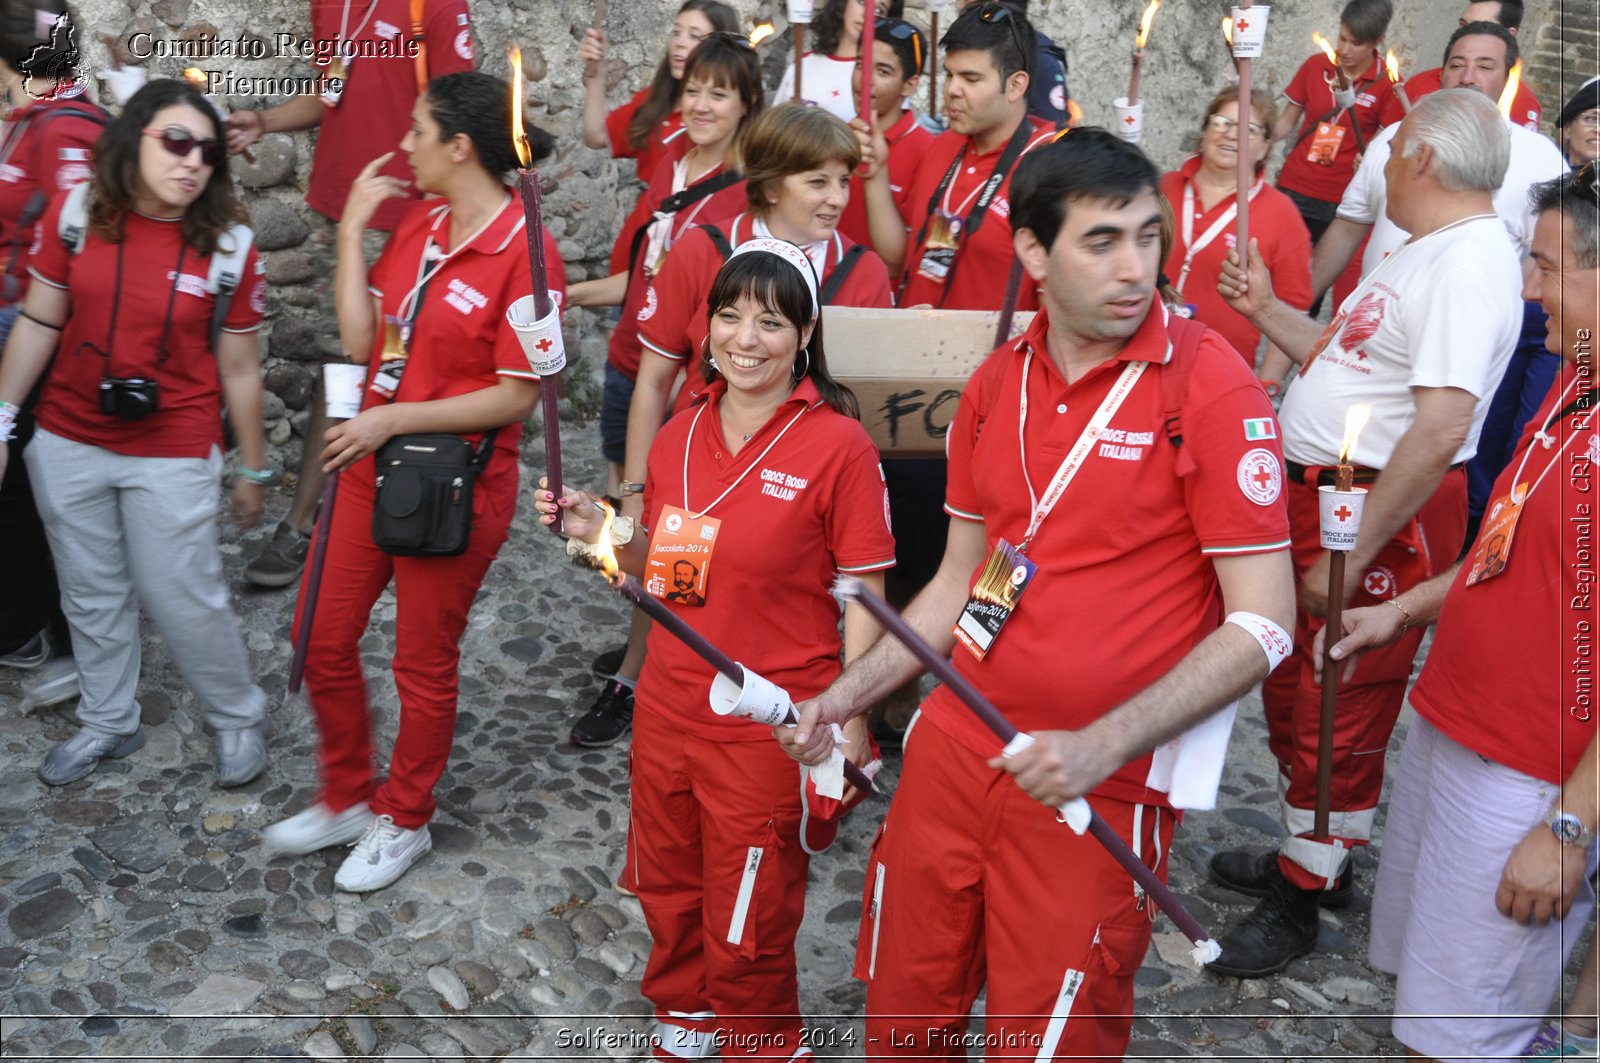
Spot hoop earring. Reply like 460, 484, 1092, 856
702, 336, 720, 376
793, 347, 811, 381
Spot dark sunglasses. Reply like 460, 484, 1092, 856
142, 126, 225, 166
705, 30, 756, 51
875, 18, 924, 73
974, 3, 1029, 67
1572, 160, 1598, 199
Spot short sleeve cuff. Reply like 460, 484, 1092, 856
943, 502, 984, 523
838, 558, 895, 574
27, 266, 66, 290
1200, 537, 1292, 556
640, 335, 687, 362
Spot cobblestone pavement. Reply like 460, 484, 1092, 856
0, 421, 1421, 1061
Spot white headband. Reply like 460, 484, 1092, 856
728, 237, 820, 317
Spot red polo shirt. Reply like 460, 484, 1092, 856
365, 196, 567, 504
638, 377, 896, 739
898, 118, 1055, 310
606, 87, 687, 185
29, 196, 266, 458
1383, 66, 1541, 130
608, 154, 747, 380
1277, 52, 1395, 205
1409, 366, 1593, 785
925, 305, 1291, 807
307, 0, 475, 231
1160, 157, 1313, 363
639, 211, 894, 367
839, 108, 936, 250
0, 96, 101, 303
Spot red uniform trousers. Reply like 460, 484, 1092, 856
856, 716, 1165, 1062
630, 708, 812, 1061
1263, 467, 1466, 889
295, 460, 513, 829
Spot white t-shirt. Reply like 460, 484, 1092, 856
1280, 216, 1522, 467
1337, 120, 1567, 276
775, 53, 859, 122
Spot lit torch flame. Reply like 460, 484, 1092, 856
1497, 58, 1522, 118
507, 45, 532, 170
1067, 98, 1084, 128
1222, 17, 1232, 46
592, 500, 621, 582
749, 22, 775, 47
1311, 31, 1339, 66
182, 67, 207, 89
1384, 49, 1401, 84
1135, 0, 1162, 49
1339, 404, 1372, 464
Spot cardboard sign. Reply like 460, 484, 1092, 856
824, 305, 1034, 458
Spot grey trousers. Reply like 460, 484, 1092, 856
25, 429, 266, 738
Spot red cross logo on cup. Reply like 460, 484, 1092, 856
1333, 504, 1352, 522
536, 338, 553, 352
1123, 114, 1137, 126
1237, 18, 1250, 30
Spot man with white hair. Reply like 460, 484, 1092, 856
1205, 88, 1524, 976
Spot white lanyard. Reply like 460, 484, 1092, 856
644, 159, 720, 273
397, 196, 512, 323
1016, 351, 1147, 549
1506, 376, 1580, 504
938, 150, 987, 220
1176, 176, 1261, 295
337, 0, 382, 47
680, 398, 809, 519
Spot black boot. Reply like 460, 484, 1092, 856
1206, 864, 1321, 978
1210, 848, 1354, 908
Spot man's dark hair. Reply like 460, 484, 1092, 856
1340, 0, 1393, 45
1443, 20, 1519, 72
1479, 0, 1524, 30
875, 17, 926, 80
1529, 170, 1600, 270
1009, 128, 1159, 251
941, 3, 1035, 86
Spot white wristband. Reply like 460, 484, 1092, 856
0, 404, 16, 442
1226, 611, 1293, 672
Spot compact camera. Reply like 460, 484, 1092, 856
98, 376, 160, 421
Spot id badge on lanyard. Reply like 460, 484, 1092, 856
916, 210, 961, 283
1463, 486, 1526, 586
953, 539, 1036, 660
322, 55, 351, 107
1306, 121, 1346, 165
368, 315, 410, 399
645, 504, 720, 606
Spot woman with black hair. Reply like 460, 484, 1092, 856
0, 78, 270, 787
539, 243, 892, 1059
775, 0, 891, 121
260, 71, 567, 892
580, 0, 740, 276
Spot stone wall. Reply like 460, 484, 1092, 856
64, 0, 1580, 470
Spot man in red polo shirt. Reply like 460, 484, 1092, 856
225, 0, 476, 590
1273, 0, 1394, 251
853, 2, 1054, 311
839, 17, 933, 250
1206, 88, 1524, 977
781, 130, 1294, 1059
1381, 0, 1541, 130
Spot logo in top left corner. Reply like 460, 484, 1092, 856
20, 11, 85, 100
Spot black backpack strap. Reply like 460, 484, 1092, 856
1161, 315, 1207, 449
819, 244, 866, 304
3, 104, 107, 302
700, 223, 733, 261
623, 170, 743, 303
470, 426, 500, 470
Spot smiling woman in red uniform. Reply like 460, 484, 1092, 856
539, 243, 893, 1059
562, 103, 894, 749
0, 79, 271, 788
1160, 87, 1312, 380
261, 72, 566, 893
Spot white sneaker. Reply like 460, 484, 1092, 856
262, 802, 374, 856
334, 815, 431, 893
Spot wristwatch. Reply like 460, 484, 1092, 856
619, 480, 646, 497
1546, 808, 1596, 848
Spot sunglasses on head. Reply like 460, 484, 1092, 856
706, 30, 756, 51
974, 3, 1029, 67
142, 126, 225, 166
875, 18, 924, 72
1572, 160, 1599, 199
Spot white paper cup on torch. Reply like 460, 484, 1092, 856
1318, 485, 1368, 551
786, 0, 814, 23
506, 293, 567, 377
322, 363, 367, 420
708, 666, 796, 727
1229, 5, 1269, 58
1112, 97, 1144, 143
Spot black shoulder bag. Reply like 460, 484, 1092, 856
369, 246, 501, 557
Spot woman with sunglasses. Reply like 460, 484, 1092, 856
775, 0, 894, 121
0, 79, 270, 787
580, 0, 741, 277
538, 242, 892, 1061
259, 72, 566, 892
1159, 86, 1312, 387
565, 103, 893, 749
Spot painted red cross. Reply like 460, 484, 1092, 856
1123, 114, 1137, 126
536, 338, 553, 352
1237, 18, 1250, 30
1334, 504, 1353, 522
1251, 464, 1274, 489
